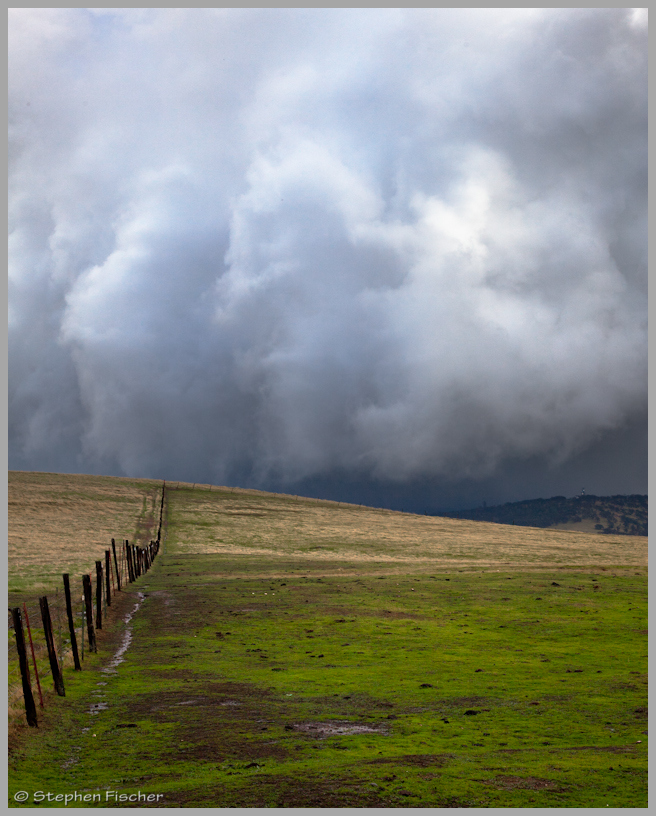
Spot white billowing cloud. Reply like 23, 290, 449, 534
9, 8, 647, 489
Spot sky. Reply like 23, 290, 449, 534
8, 8, 647, 511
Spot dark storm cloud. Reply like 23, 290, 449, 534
8, 8, 647, 497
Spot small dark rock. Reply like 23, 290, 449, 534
284, 725, 294, 731
420, 683, 433, 688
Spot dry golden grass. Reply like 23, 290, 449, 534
8, 471, 162, 595
167, 483, 648, 570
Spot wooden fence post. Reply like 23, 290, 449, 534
80, 600, 84, 660
95, 561, 103, 629
105, 550, 111, 607
126, 541, 134, 583
39, 597, 65, 696
10, 608, 38, 727
82, 575, 97, 652
62, 574, 81, 671
112, 539, 121, 591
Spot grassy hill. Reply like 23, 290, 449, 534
438, 494, 647, 536
8, 473, 648, 808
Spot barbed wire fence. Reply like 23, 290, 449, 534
8, 481, 167, 729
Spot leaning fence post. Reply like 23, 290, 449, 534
22, 603, 44, 708
39, 597, 65, 696
112, 539, 121, 591
82, 575, 97, 653
62, 574, 81, 671
95, 562, 103, 630
10, 608, 38, 727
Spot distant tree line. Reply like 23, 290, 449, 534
437, 494, 647, 537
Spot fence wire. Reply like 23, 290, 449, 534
8, 484, 166, 728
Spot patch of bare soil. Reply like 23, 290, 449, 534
292, 721, 388, 737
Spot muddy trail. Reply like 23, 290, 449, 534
8, 548, 648, 808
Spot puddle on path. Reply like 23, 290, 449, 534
63, 590, 148, 766
101, 592, 146, 676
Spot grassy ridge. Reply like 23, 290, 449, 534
8, 482, 648, 808
165, 483, 646, 568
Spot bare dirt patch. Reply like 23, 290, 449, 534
292, 721, 388, 737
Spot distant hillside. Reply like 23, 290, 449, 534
438, 494, 647, 537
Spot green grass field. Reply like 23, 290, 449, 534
8, 481, 648, 808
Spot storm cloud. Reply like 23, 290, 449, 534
9, 8, 647, 503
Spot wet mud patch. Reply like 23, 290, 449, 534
124, 682, 274, 720
292, 720, 389, 737
121, 682, 292, 763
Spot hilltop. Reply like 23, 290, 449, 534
437, 494, 647, 536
